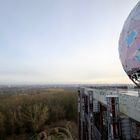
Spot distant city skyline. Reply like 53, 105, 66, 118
0, 0, 139, 85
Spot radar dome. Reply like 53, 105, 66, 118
119, 1, 140, 86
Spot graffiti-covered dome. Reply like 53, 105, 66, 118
119, 1, 140, 86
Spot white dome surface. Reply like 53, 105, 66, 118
119, 1, 140, 86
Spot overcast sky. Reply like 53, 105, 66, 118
0, 0, 139, 85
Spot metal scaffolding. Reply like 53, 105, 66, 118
106, 95, 120, 140
78, 88, 101, 140
78, 87, 138, 140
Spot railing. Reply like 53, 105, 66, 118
85, 88, 140, 122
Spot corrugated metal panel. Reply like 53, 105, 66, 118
93, 100, 100, 113
121, 118, 132, 140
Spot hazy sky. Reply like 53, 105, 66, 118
0, 0, 139, 84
